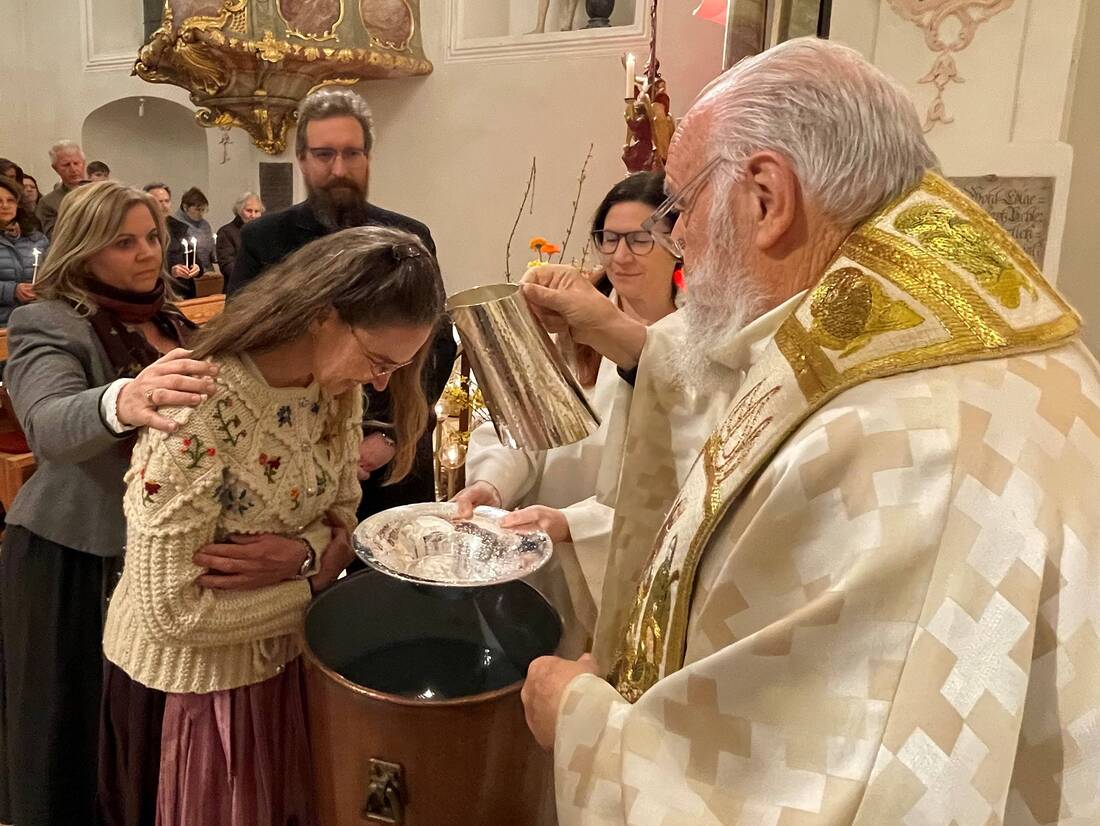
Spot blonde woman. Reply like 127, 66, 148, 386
0, 182, 218, 826
99, 226, 445, 824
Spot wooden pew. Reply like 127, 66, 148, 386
0, 294, 226, 511
178, 293, 226, 325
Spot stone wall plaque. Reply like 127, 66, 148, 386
949, 175, 1054, 266
259, 162, 294, 213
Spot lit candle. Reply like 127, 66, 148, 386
181, 238, 191, 270
443, 444, 462, 468
190, 236, 198, 270
441, 443, 465, 500
624, 53, 636, 99
31, 247, 41, 283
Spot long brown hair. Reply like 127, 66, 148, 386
192, 226, 446, 482
34, 182, 169, 313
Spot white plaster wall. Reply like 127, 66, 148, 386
82, 97, 210, 201
1058, 0, 1100, 355
830, 0, 1087, 281
85, 0, 145, 61
4, 1, 1084, 293
0, 0, 723, 292
0, 0, 278, 235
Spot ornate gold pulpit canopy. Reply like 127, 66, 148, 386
136, 1, 432, 155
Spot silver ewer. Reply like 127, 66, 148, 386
446, 283, 600, 450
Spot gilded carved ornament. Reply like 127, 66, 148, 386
134, 0, 431, 155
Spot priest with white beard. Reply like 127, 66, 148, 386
519, 38, 1100, 825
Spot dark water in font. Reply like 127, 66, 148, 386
342, 638, 525, 700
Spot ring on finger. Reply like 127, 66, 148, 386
144, 387, 156, 405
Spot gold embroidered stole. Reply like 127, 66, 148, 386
608, 173, 1081, 702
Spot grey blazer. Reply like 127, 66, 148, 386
4, 300, 136, 556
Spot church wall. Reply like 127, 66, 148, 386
82, 97, 211, 207
830, 0, 1087, 285
0, 0, 723, 293
1059, 1, 1100, 356
0, 0, 1092, 315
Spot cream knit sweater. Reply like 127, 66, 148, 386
102, 354, 363, 693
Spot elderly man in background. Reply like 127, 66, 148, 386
142, 181, 172, 218
215, 190, 265, 283
35, 140, 86, 236
520, 38, 1100, 825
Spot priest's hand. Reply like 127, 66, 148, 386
451, 480, 503, 519
522, 653, 600, 750
521, 265, 647, 370
520, 265, 608, 335
501, 505, 571, 544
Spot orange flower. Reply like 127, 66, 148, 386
528, 236, 550, 252
541, 243, 561, 256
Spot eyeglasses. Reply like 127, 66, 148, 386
641, 155, 728, 258
306, 147, 369, 166
347, 323, 414, 377
592, 230, 659, 256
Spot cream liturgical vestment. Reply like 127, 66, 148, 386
591, 293, 804, 668
555, 174, 1100, 825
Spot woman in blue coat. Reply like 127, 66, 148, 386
0, 177, 48, 325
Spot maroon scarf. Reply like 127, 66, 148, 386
83, 280, 196, 379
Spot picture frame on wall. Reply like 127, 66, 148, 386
444, 0, 648, 63
723, 0, 833, 70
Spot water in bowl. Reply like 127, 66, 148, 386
342, 637, 525, 700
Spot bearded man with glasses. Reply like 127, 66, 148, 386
224, 88, 457, 554
518, 38, 1100, 825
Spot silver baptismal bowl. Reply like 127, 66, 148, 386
353, 502, 553, 588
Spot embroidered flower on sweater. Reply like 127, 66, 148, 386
277, 405, 292, 427
142, 480, 161, 503
214, 479, 255, 515
179, 434, 217, 469
316, 465, 333, 496
258, 453, 282, 482
289, 487, 302, 510
214, 397, 246, 445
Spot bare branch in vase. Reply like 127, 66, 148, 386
559, 142, 595, 264
505, 157, 538, 283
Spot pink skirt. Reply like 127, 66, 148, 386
156, 658, 314, 826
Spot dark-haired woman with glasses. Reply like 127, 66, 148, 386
455, 171, 680, 650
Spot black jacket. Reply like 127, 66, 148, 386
215, 215, 244, 285
226, 200, 457, 518
227, 200, 437, 294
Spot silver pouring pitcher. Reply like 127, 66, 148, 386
446, 283, 600, 450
